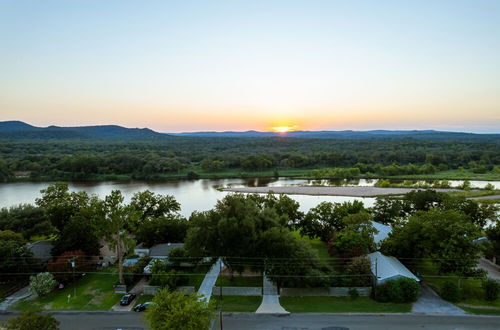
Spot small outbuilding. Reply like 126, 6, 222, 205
26, 241, 54, 264
368, 251, 420, 285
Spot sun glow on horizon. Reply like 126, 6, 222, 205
271, 125, 298, 133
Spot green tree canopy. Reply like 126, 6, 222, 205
144, 288, 214, 330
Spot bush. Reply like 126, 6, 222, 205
374, 278, 420, 303
348, 288, 359, 299
440, 281, 460, 302
29, 272, 57, 297
150, 269, 188, 289
3, 311, 60, 330
482, 279, 500, 301
168, 247, 188, 268
344, 256, 372, 287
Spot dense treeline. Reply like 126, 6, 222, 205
0, 137, 499, 181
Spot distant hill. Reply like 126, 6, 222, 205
0, 121, 166, 140
1, 121, 498, 142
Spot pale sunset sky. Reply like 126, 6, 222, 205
0, 0, 499, 132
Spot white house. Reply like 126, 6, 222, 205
368, 251, 420, 285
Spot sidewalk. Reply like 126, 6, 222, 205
0, 286, 33, 311
198, 258, 222, 302
255, 276, 289, 314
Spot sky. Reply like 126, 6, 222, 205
0, 0, 499, 133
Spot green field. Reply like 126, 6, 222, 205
280, 296, 412, 313
212, 296, 262, 312
13, 271, 120, 311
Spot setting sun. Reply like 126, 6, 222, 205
272, 126, 297, 133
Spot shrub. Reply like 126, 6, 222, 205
440, 281, 460, 302
29, 272, 57, 297
482, 279, 500, 301
348, 288, 359, 300
344, 256, 372, 287
3, 311, 59, 330
150, 269, 188, 289
168, 247, 188, 268
374, 278, 420, 303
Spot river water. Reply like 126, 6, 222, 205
0, 178, 498, 217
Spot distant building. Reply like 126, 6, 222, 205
26, 241, 54, 265
134, 243, 184, 258
368, 251, 420, 285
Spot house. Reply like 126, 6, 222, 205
133, 243, 185, 274
370, 221, 392, 246
26, 241, 54, 265
368, 251, 420, 285
134, 243, 184, 258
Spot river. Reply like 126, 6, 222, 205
0, 178, 498, 217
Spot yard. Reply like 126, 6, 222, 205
13, 270, 121, 311
212, 296, 262, 312
280, 296, 412, 313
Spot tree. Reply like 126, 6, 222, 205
36, 183, 91, 231
29, 272, 56, 296
94, 190, 138, 284
3, 311, 59, 330
344, 256, 372, 287
51, 215, 101, 256
47, 250, 93, 284
0, 205, 54, 240
299, 201, 366, 241
381, 209, 481, 274
372, 197, 406, 225
130, 190, 181, 222
0, 232, 34, 280
144, 288, 214, 330
135, 215, 189, 248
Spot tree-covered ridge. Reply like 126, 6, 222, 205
0, 135, 499, 181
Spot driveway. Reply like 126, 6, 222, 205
198, 258, 222, 302
0, 286, 33, 311
111, 278, 147, 312
255, 276, 288, 314
411, 284, 466, 314
477, 258, 500, 281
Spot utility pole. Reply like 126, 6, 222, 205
70, 258, 76, 298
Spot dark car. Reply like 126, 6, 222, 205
133, 302, 154, 312
120, 293, 136, 306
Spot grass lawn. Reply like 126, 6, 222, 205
172, 265, 212, 290
216, 274, 262, 287
460, 306, 500, 316
135, 294, 154, 305
212, 296, 262, 312
280, 296, 412, 313
13, 270, 121, 311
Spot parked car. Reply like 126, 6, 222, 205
133, 301, 154, 312
120, 293, 136, 306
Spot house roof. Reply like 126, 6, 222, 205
371, 221, 392, 245
368, 251, 420, 283
149, 243, 184, 257
26, 241, 54, 262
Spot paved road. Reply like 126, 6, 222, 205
2, 312, 500, 330
411, 284, 465, 314
0, 311, 146, 330
220, 313, 500, 330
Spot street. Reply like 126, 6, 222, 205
2, 312, 500, 330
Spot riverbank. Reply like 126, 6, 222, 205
8, 168, 500, 184
223, 186, 462, 197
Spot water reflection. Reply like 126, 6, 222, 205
0, 178, 498, 218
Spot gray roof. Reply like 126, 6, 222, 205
149, 243, 184, 257
368, 251, 420, 284
26, 241, 54, 262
